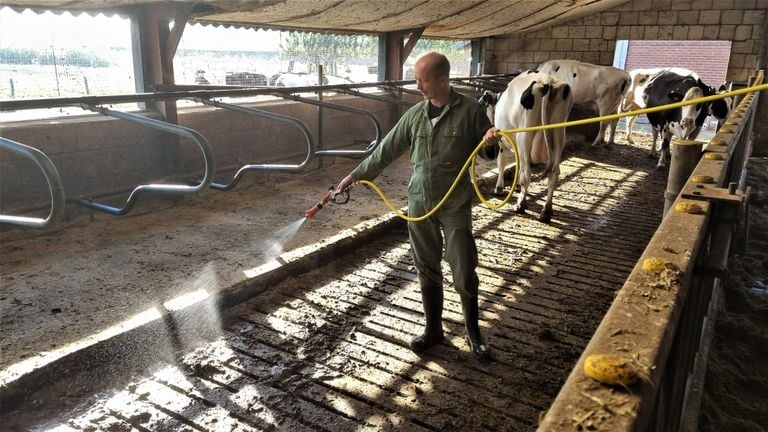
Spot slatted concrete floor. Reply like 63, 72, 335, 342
38, 146, 666, 432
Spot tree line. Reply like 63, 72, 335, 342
0, 48, 111, 67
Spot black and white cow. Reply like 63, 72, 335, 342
622, 67, 667, 145
481, 71, 574, 222
622, 67, 732, 146
538, 59, 630, 147
643, 69, 730, 168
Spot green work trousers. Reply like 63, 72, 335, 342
407, 195, 479, 301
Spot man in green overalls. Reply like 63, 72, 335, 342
335, 52, 501, 361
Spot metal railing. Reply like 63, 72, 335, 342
0, 74, 514, 224
538, 70, 764, 432
0, 74, 516, 112
334, 87, 416, 108
75, 104, 215, 215
0, 137, 66, 228
195, 98, 316, 191
269, 91, 383, 159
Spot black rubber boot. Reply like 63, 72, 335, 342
410, 285, 445, 352
461, 297, 492, 361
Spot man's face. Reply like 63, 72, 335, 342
415, 61, 441, 100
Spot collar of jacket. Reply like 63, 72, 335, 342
420, 87, 462, 118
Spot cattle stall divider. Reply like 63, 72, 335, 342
0, 137, 66, 228
0, 75, 514, 224
74, 104, 215, 215
380, 83, 423, 96
195, 98, 316, 191
538, 70, 764, 432
268, 92, 383, 159
335, 87, 416, 108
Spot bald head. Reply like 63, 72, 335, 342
415, 52, 451, 79
414, 52, 452, 105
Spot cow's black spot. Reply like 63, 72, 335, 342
520, 81, 536, 110
562, 84, 571, 100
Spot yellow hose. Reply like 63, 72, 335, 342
357, 81, 768, 223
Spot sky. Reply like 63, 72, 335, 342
0, 7, 281, 51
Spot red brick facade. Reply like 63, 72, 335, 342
624, 40, 732, 87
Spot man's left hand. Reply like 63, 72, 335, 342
483, 127, 501, 146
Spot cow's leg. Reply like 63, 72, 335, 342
606, 117, 619, 146
626, 115, 637, 144
539, 164, 560, 223
493, 144, 507, 196
602, 99, 623, 147
591, 120, 608, 147
657, 134, 672, 168
512, 135, 530, 214
539, 123, 566, 223
649, 126, 660, 157
513, 170, 530, 214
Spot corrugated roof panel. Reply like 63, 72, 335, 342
0, 0, 632, 39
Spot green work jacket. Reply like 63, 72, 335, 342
351, 88, 492, 213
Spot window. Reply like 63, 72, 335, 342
174, 24, 379, 89
174, 23, 281, 86
0, 7, 135, 120
404, 38, 472, 79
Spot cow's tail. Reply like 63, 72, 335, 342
532, 77, 555, 182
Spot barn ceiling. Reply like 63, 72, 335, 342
2, 0, 631, 39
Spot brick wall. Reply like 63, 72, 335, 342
624, 40, 732, 86
484, 0, 767, 83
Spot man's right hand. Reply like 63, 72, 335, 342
335, 174, 355, 196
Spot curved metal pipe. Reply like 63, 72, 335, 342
0, 137, 66, 228
198, 98, 316, 191
272, 92, 383, 159
75, 105, 215, 215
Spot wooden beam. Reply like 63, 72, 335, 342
133, 4, 181, 170
165, 7, 191, 60
383, 32, 404, 81
400, 27, 425, 64
380, 28, 424, 82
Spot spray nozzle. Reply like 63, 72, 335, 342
305, 185, 350, 219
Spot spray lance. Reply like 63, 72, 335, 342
305, 185, 350, 219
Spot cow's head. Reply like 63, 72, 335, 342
674, 86, 705, 138
478, 90, 501, 123
478, 90, 499, 107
